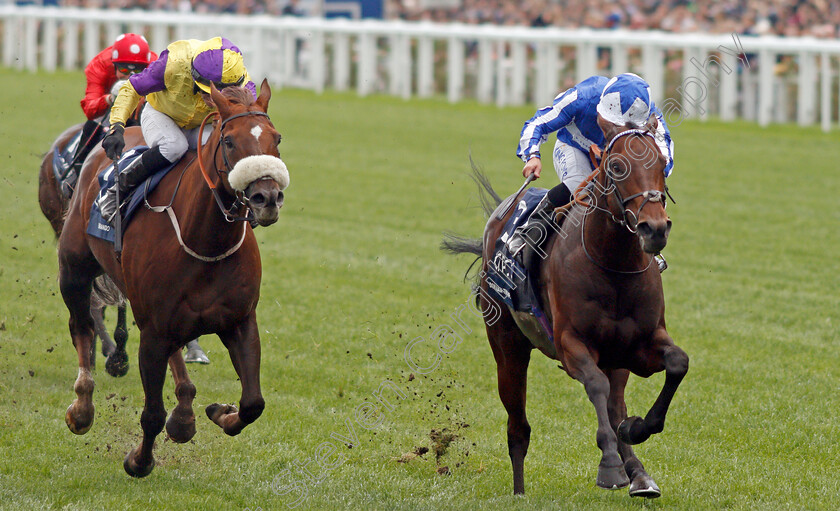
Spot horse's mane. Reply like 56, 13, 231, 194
219, 86, 255, 106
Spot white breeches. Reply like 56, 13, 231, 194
552, 140, 595, 193
141, 103, 212, 163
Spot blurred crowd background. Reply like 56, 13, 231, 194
22, 0, 840, 39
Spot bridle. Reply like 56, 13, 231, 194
197, 109, 273, 223
572, 128, 673, 274
597, 128, 671, 234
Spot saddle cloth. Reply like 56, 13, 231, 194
86, 146, 175, 244
486, 187, 553, 341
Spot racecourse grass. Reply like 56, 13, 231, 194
0, 68, 838, 511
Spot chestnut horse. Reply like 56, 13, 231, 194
57, 80, 289, 477
39, 122, 129, 376
444, 118, 688, 498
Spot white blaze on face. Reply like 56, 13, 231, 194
250, 125, 263, 142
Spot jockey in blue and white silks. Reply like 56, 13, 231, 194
507, 73, 674, 271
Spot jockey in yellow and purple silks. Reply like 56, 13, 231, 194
99, 37, 257, 223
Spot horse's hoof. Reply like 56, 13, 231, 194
105, 350, 129, 378
124, 448, 155, 478
65, 401, 94, 435
166, 410, 197, 443
205, 403, 237, 422
596, 464, 630, 490
629, 475, 661, 498
617, 416, 650, 445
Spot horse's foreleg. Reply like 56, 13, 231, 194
562, 335, 629, 490
488, 316, 532, 495
105, 305, 129, 377
124, 338, 169, 478
207, 315, 264, 436
606, 369, 661, 498
165, 350, 197, 443
618, 334, 689, 446
59, 258, 98, 435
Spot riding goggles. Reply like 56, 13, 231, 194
115, 63, 147, 75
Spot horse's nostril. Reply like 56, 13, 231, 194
277, 191, 284, 204
637, 222, 653, 237
251, 193, 265, 206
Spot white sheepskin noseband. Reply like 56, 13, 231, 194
228, 155, 290, 192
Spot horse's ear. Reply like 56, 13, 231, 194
645, 113, 659, 132
210, 83, 233, 118
255, 78, 271, 112
596, 114, 623, 144
589, 144, 602, 168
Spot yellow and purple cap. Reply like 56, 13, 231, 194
191, 37, 246, 94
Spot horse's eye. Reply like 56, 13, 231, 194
223, 136, 234, 149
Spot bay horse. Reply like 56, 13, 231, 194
39, 122, 129, 376
443, 116, 688, 497
57, 80, 289, 477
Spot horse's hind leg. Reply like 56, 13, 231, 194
487, 314, 532, 495
165, 350, 197, 443
618, 333, 689, 446
561, 334, 629, 490
105, 305, 130, 377
124, 336, 169, 478
58, 253, 99, 435
207, 314, 264, 436
606, 369, 661, 498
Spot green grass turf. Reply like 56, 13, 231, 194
0, 68, 838, 510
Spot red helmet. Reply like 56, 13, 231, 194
111, 33, 152, 65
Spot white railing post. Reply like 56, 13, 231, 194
510, 41, 526, 105
611, 43, 628, 75
575, 40, 596, 83
642, 44, 663, 106
416, 35, 433, 98
309, 29, 325, 94
757, 49, 774, 126
495, 40, 509, 107
446, 35, 463, 103
820, 52, 831, 132
358, 31, 375, 96
477, 37, 493, 103
333, 32, 350, 92
42, 15, 57, 71
719, 50, 737, 121
84, 20, 98, 65
24, 15, 37, 71
2, 13, 18, 68
797, 51, 816, 126
62, 21, 79, 70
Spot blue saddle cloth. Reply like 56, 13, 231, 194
486, 187, 554, 341
86, 146, 175, 244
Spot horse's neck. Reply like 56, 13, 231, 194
582, 194, 648, 271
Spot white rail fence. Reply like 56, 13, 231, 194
2, 5, 840, 131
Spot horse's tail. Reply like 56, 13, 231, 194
468, 155, 503, 218
440, 232, 483, 257
91, 275, 126, 308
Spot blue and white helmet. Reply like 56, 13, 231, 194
596, 73, 652, 127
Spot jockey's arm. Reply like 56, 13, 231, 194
516, 88, 578, 168
109, 51, 169, 127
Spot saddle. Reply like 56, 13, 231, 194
86, 146, 177, 244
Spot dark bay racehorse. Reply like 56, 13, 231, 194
57, 80, 288, 477
443, 117, 688, 497
39, 122, 129, 376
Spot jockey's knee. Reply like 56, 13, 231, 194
156, 138, 188, 164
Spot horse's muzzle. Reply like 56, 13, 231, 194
246, 182, 284, 227
637, 218, 671, 254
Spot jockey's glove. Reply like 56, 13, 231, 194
102, 123, 125, 161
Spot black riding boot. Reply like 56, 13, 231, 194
71, 120, 101, 172
100, 146, 170, 224
508, 183, 573, 271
